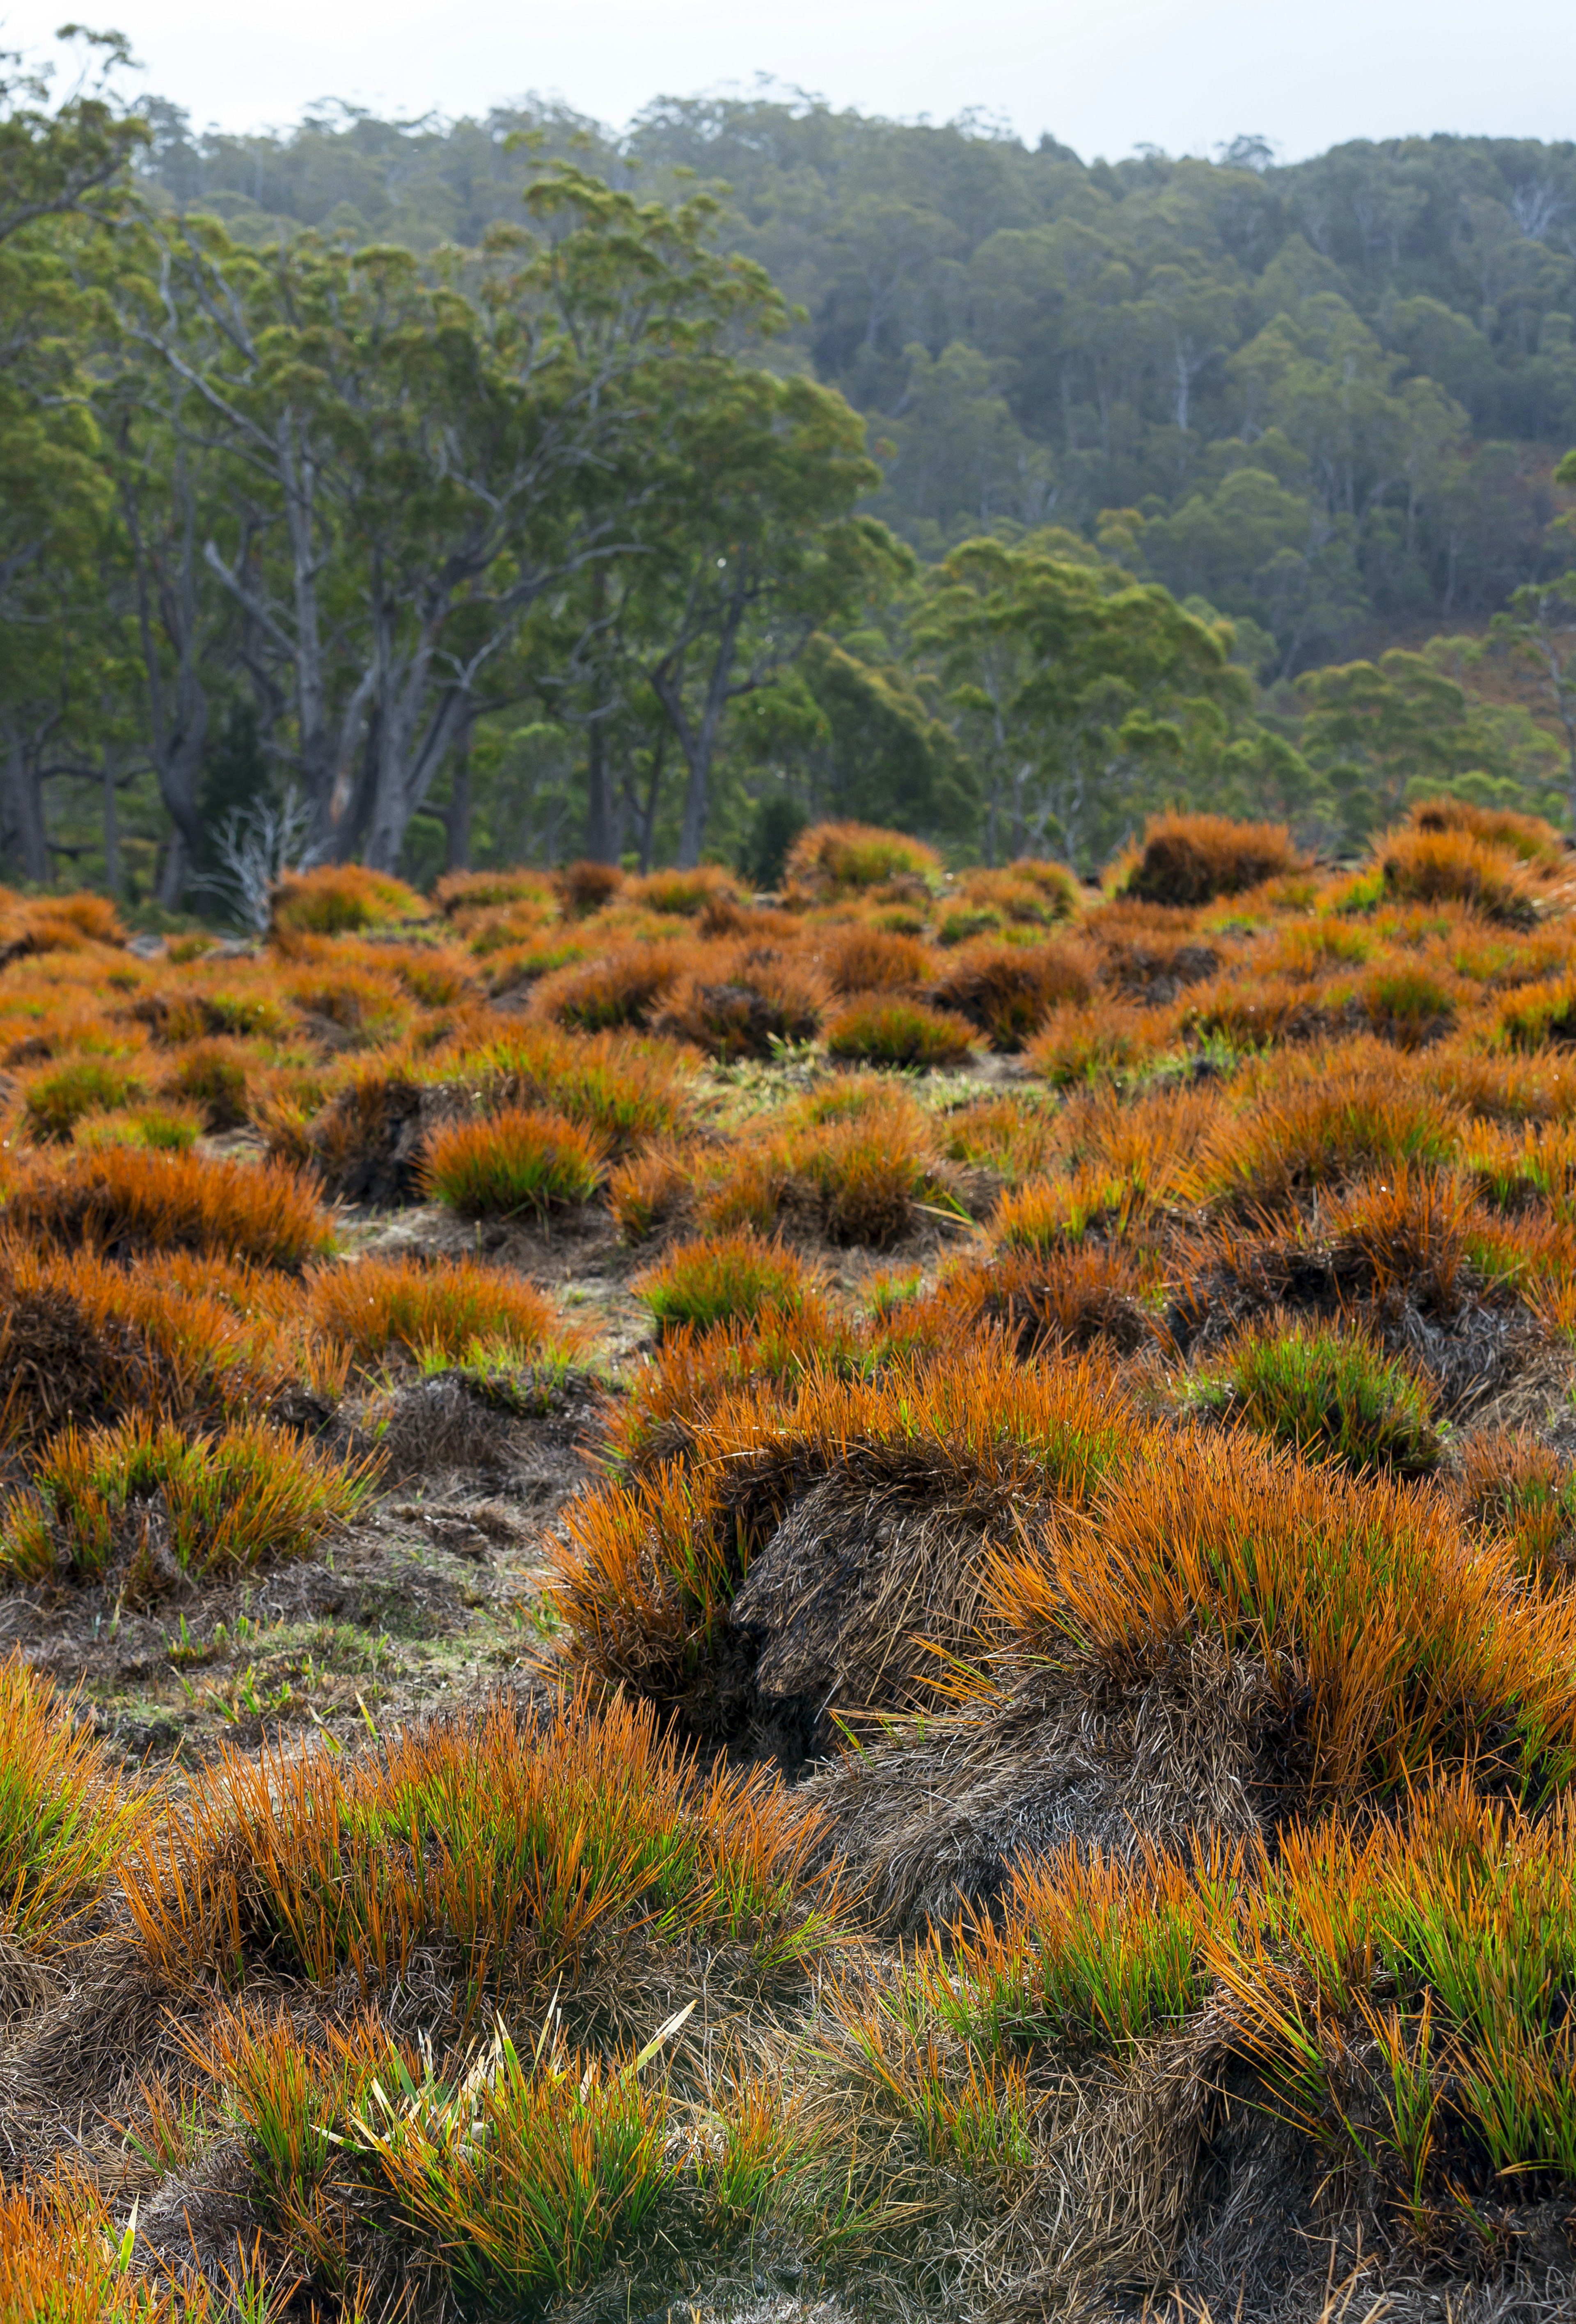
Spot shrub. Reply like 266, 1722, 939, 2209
0, 1415, 375, 1585
1378, 825, 1539, 926
1117, 813, 1304, 906
272, 864, 430, 937
0, 1651, 145, 1944
420, 1107, 606, 1218
20, 1053, 145, 1141
1188, 1317, 1443, 1476
930, 939, 1093, 1050
784, 820, 943, 897
3, 1146, 334, 1269
634, 1229, 819, 1334
825, 996, 976, 1068
308, 1254, 569, 1371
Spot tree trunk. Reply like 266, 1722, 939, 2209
444, 736, 472, 872
157, 827, 188, 911
584, 713, 619, 862
5, 731, 48, 885
102, 749, 121, 896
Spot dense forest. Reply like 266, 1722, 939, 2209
7, 32, 1576, 908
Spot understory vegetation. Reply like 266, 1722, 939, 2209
12, 802, 1576, 2320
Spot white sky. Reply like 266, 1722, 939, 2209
7, 0, 1576, 163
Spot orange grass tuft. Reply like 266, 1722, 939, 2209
1118, 812, 1306, 907
2, 1145, 334, 1269
120, 1683, 839, 1992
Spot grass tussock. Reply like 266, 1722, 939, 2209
307, 1254, 573, 1372
1187, 1315, 1444, 1476
1117, 812, 1306, 906
824, 995, 976, 1068
0, 1416, 376, 1586
783, 820, 943, 897
634, 1229, 821, 1334
0, 1651, 145, 1944
122, 1683, 839, 1994
272, 863, 430, 937
419, 1106, 606, 1217
2, 1146, 335, 1269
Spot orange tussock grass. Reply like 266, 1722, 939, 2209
554, 1342, 1137, 1702
284, 962, 414, 1048
460, 1023, 696, 1151
0, 2173, 281, 2322
1190, 1053, 1464, 1210
271, 863, 430, 937
625, 863, 746, 917
435, 865, 558, 917
937, 1092, 1061, 1180
1378, 824, 1540, 927
130, 974, 293, 1046
120, 1683, 839, 1993
1117, 812, 1306, 907
1496, 973, 1576, 1050
0, 1414, 377, 1586
1317, 1163, 1477, 1313
307, 1254, 573, 1372
16, 1051, 149, 1143
2, 1145, 335, 1270
527, 943, 687, 1033
1453, 1427, 1576, 1583
419, 1106, 607, 1217
607, 1141, 695, 1241
555, 859, 625, 916
0, 1242, 310, 1449
1423, 1039, 1576, 1124
823, 995, 976, 1069
929, 937, 1094, 1051
990, 1426, 1576, 1802
1023, 998, 1183, 1085
1184, 974, 1332, 1050
650, 946, 829, 1059
158, 1035, 254, 1130
1407, 793, 1569, 872
905, 1239, 1168, 1361
601, 1303, 864, 1473
821, 923, 933, 993
783, 820, 943, 898
0, 1650, 147, 1946
955, 860, 1082, 927
1058, 1078, 1222, 1201
702, 1090, 948, 1247
633, 1228, 823, 1335
0, 886, 124, 957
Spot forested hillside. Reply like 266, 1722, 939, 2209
6, 39, 1576, 902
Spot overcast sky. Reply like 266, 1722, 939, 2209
8, 0, 1576, 162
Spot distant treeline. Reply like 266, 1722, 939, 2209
3, 43, 1576, 909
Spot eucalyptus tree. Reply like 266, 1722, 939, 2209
122, 165, 791, 870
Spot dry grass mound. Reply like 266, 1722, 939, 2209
2, 1147, 334, 1270
1117, 813, 1305, 906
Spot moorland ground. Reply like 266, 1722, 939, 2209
9, 807, 1576, 2321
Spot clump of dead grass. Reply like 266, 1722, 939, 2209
2, 1146, 335, 1270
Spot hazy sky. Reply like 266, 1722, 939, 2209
9, 0, 1576, 161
